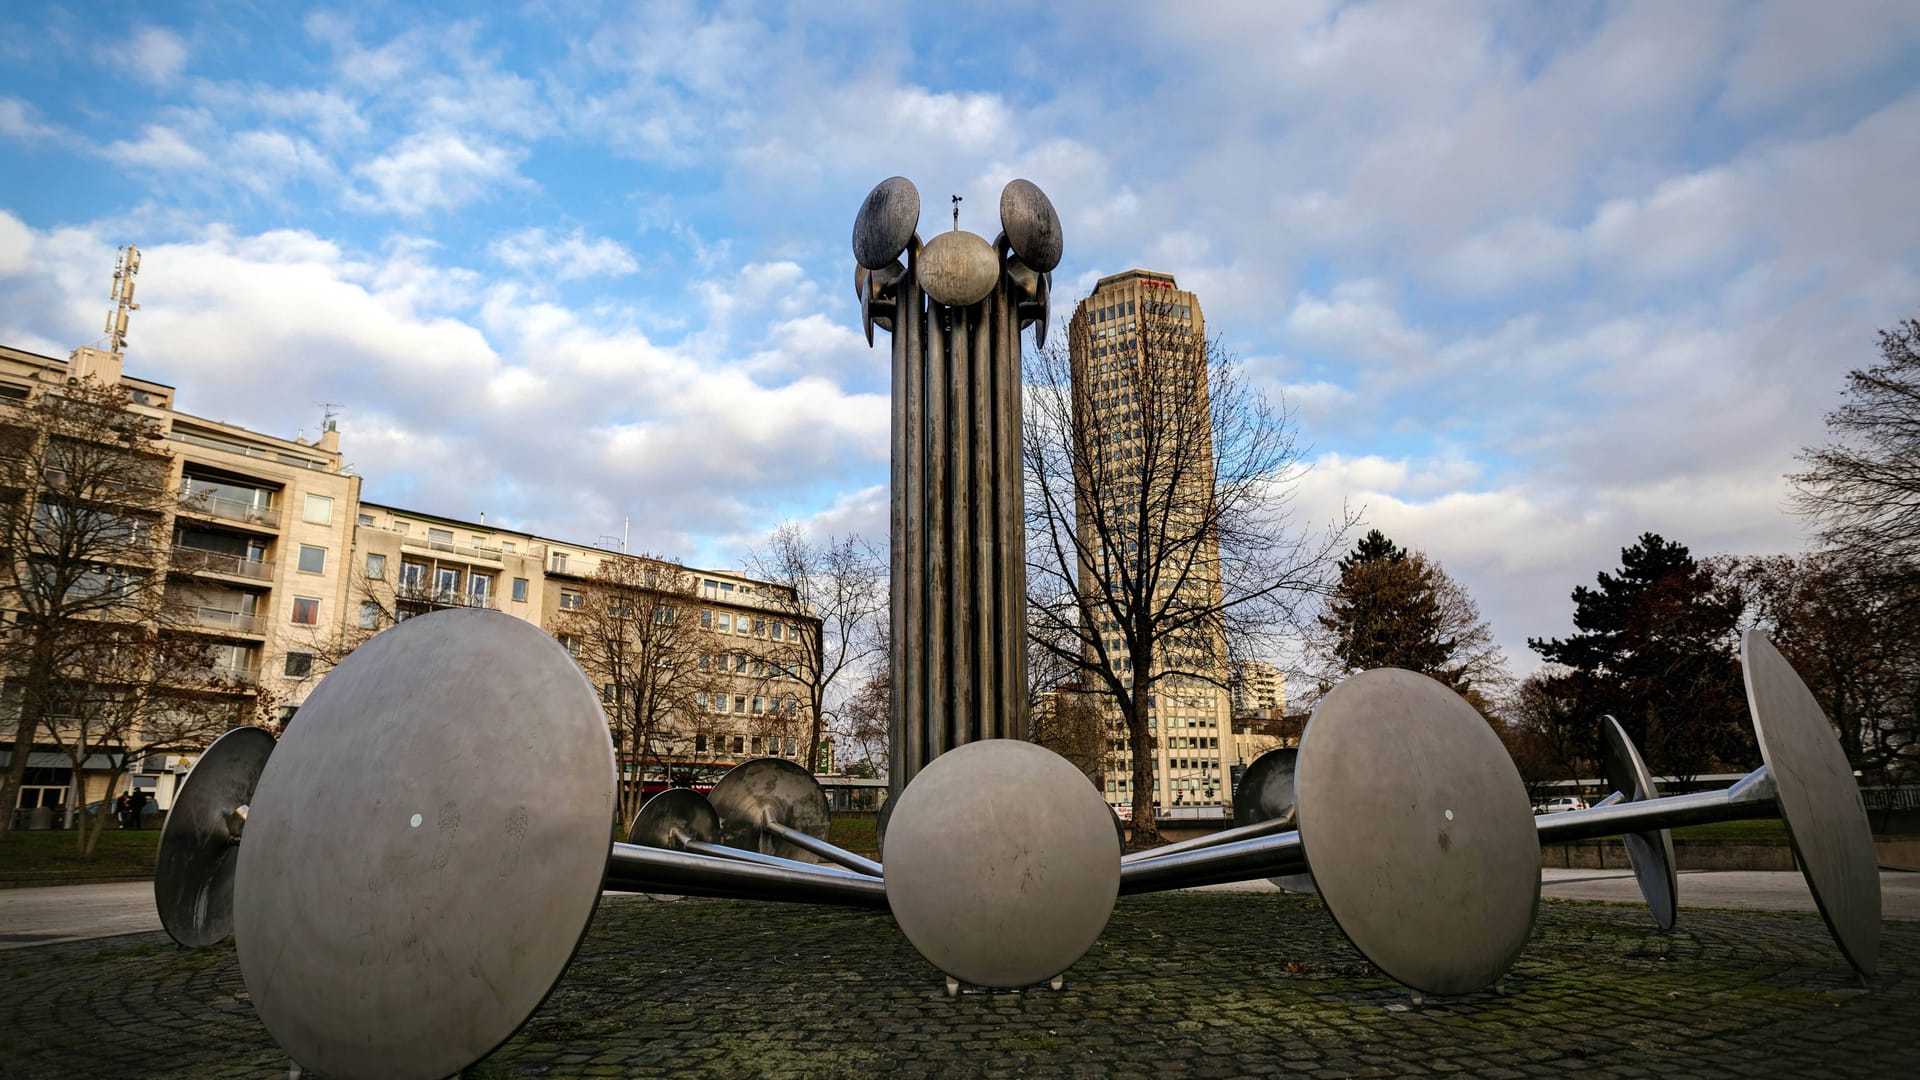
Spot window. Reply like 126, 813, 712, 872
359, 602, 380, 629
732, 736, 744, 754
557, 634, 579, 657
785, 738, 797, 757
699, 610, 712, 629
551, 551, 569, 573
733, 694, 747, 714
366, 553, 387, 579
699, 654, 711, 671
752, 696, 765, 714
277, 705, 299, 728
501, 541, 515, 554
715, 613, 732, 632
298, 545, 326, 574
428, 527, 453, 546
303, 494, 333, 525
291, 597, 320, 625
772, 623, 784, 641
750, 737, 762, 754
401, 562, 426, 589
512, 577, 528, 603
753, 618, 765, 636
559, 591, 583, 611
695, 734, 707, 753
469, 575, 491, 604
435, 567, 459, 596
357, 513, 374, 526
714, 695, 728, 714
285, 653, 314, 678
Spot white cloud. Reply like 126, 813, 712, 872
350, 132, 528, 214
1285, 280, 1426, 365
490, 227, 638, 281
0, 97, 64, 141
107, 26, 188, 87
103, 124, 209, 170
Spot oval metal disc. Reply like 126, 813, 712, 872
917, 230, 1000, 308
853, 176, 920, 270
1296, 669, 1539, 996
235, 609, 615, 1080
1743, 630, 1880, 976
155, 725, 276, 948
885, 740, 1119, 988
627, 788, 720, 849
709, 757, 830, 861
1600, 715, 1678, 931
1233, 747, 1315, 895
999, 179, 1062, 273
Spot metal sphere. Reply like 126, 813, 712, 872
234, 609, 616, 1080
154, 725, 276, 947
1296, 668, 1539, 996
999, 179, 1062, 273
884, 740, 1120, 988
853, 176, 920, 270
917, 230, 999, 307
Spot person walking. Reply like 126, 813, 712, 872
129, 789, 150, 829
114, 791, 131, 830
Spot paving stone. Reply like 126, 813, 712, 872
0, 893, 1913, 1077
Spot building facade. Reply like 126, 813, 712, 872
1066, 270, 1236, 814
1, 342, 824, 821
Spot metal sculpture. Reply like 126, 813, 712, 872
140, 177, 1886, 1077
854, 175, 1058, 795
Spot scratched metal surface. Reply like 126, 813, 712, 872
233, 608, 615, 1080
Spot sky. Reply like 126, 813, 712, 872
1, 1, 1917, 678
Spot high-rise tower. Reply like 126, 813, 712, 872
1066, 269, 1232, 813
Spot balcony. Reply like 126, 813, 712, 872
178, 491, 279, 529
207, 664, 259, 686
396, 582, 497, 610
171, 545, 274, 582
186, 606, 263, 634
400, 535, 504, 563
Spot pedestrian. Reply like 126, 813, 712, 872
129, 789, 149, 829
114, 791, 131, 830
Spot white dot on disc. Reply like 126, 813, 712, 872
1444, 809, 1454, 821
409, 813, 423, 827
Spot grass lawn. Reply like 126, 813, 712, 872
829, 815, 878, 855
0, 827, 161, 879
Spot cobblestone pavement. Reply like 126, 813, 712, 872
1, 892, 1913, 1078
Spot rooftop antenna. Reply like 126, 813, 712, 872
318, 402, 341, 433
105, 245, 141, 356
951, 194, 961, 232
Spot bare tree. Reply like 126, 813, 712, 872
549, 555, 715, 829
746, 525, 886, 774
1024, 302, 1352, 841
0, 377, 252, 844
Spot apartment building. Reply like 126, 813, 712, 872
2, 341, 823, 819
1066, 270, 1236, 812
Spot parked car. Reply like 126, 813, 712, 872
1534, 796, 1589, 814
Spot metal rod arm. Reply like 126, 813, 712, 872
605, 843, 889, 909
763, 821, 885, 877
1535, 766, 1777, 846
681, 840, 876, 882
1120, 813, 1294, 865
1119, 829, 1307, 896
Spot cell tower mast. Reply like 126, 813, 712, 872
105, 245, 141, 356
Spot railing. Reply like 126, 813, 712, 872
1863, 786, 1920, 813
207, 664, 259, 686
179, 490, 278, 527
401, 535, 503, 562
171, 431, 333, 472
187, 606, 263, 633
171, 545, 274, 581
395, 582, 496, 610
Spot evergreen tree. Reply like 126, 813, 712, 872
1319, 529, 1454, 680
1527, 533, 1749, 781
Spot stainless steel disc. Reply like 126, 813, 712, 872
628, 787, 720, 849
154, 725, 276, 948
1601, 715, 1678, 931
853, 176, 920, 270
884, 740, 1120, 988
709, 757, 831, 861
1296, 668, 1539, 996
999, 179, 1062, 273
234, 609, 616, 1080
917, 230, 999, 307
1743, 630, 1880, 976
1233, 747, 1315, 895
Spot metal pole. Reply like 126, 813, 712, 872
680, 839, 875, 882
763, 820, 885, 877
1119, 812, 1294, 865
1534, 766, 1777, 846
1117, 828, 1307, 895
605, 842, 888, 909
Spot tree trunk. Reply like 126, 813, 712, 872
1127, 691, 1158, 846
0, 640, 61, 842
